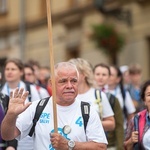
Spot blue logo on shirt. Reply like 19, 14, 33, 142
49, 128, 70, 150
39, 112, 50, 124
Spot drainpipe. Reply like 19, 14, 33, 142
19, 0, 26, 61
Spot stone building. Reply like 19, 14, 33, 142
0, 0, 150, 81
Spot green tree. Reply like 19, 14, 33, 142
91, 23, 125, 65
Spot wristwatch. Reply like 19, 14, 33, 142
68, 140, 75, 150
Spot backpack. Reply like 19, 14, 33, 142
28, 97, 90, 137
105, 92, 116, 109
0, 92, 9, 114
95, 89, 103, 119
95, 89, 117, 118
25, 82, 32, 102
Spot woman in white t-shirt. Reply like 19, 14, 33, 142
108, 65, 136, 130
69, 58, 115, 132
1, 58, 49, 150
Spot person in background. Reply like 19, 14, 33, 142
39, 66, 52, 96
23, 64, 50, 99
1, 58, 43, 150
108, 65, 136, 130
93, 63, 124, 150
120, 65, 131, 90
27, 60, 41, 85
1, 62, 108, 150
128, 63, 144, 112
124, 80, 150, 150
0, 92, 17, 150
69, 58, 115, 132
27, 60, 52, 96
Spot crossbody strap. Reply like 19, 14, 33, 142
28, 97, 50, 137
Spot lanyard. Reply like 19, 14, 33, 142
6, 82, 20, 96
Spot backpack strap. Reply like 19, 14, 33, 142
95, 89, 102, 119
106, 93, 116, 110
133, 114, 140, 149
0, 92, 9, 114
81, 101, 90, 133
29, 97, 50, 137
25, 82, 32, 102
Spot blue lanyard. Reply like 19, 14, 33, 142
113, 87, 117, 97
7, 82, 20, 96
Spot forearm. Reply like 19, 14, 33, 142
6, 146, 16, 150
1, 112, 19, 140
74, 141, 107, 150
102, 117, 115, 131
124, 138, 134, 150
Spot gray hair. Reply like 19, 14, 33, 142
54, 62, 79, 78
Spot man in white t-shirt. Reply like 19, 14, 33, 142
1, 62, 107, 150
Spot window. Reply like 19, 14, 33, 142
0, 0, 7, 14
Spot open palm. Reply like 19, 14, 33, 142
8, 88, 32, 115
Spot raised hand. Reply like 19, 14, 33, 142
8, 88, 32, 116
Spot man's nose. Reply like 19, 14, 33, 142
66, 81, 72, 88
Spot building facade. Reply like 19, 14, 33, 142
0, 0, 150, 81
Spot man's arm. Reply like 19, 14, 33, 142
1, 111, 20, 140
50, 133, 107, 150
74, 141, 107, 150
1, 88, 31, 140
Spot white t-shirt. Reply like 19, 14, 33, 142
1, 81, 49, 150
33, 84, 50, 99
143, 127, 150, 149
1, 81, 41, 102
108, 86, 136, 129
16, 97, 108, 150
77, 88, 114, 118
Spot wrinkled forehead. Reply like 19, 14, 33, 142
55, 62, 79, 78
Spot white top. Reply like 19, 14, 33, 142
108, 86, 136, 129
33, 84, 50, 99
143, 128, 150, 149
16, 97, 108, 150
77, 88, 114, 118
1, 81, 42, 102
1, 81, 50, 150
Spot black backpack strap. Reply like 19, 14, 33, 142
95, 89, 102, 101
133, 114, 139, 149
25, 82, 32, 102
28, 97, 50, 137
106, 93, 116, 109
0, 92, 9, 114
81, 101, 90, 133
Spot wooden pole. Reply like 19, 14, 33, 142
46, 0, 58, 133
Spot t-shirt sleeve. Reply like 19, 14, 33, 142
86, 106, 108, 144
16, 101, 38, 140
